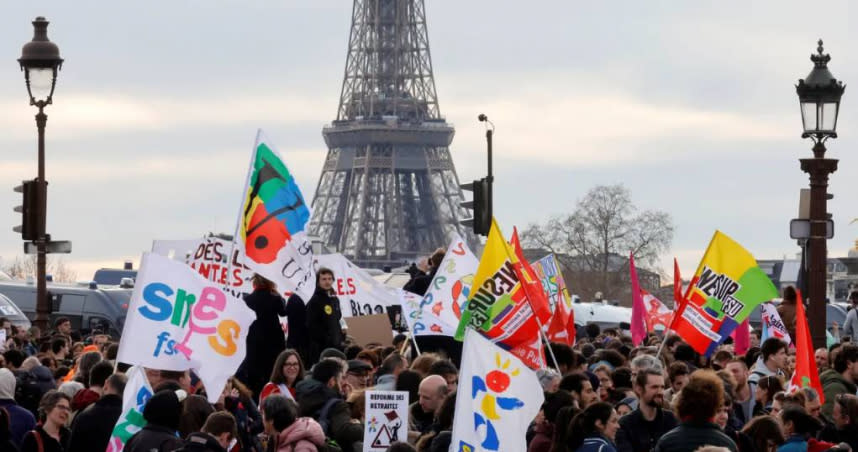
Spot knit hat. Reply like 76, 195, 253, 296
143, 389, 186, 431
0, 368, 15, 399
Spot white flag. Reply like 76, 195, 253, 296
761, 302, 792, 345
117, 253, 256, 403
451, 328, 544, 451
106, 366, 153, 452
234, 130, 315, 302
399, 290, 455, 336
422, 234, 478, 329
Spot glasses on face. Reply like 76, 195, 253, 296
54, 404, 71, 412
285, 362, 300, 368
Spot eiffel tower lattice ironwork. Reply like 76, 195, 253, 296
308, 0, 475, 269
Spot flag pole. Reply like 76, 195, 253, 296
410, 334, 422, 356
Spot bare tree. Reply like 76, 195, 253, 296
2, 255, 78, 283
522, 184, 673, 302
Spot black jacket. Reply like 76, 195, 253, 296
67, 393, 123, 452
305, 287, 343, 362
295, 378, 362, 451
20, 426, 70, 452
403, 268, 437, 296
123, 424, 185, 452
176, 432, 228, 452
615, 408, 678, 452
239, 288, 288, 396
285, 294, 308, 353
653, 421, 738, 452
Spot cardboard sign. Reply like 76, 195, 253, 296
363, 391, 409, 451
345, 314, 393, 347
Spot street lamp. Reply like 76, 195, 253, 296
18, 16, 63, 331
796, 40, 844, 349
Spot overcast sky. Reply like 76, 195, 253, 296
1, 1, 857, 284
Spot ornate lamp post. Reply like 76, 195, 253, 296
18, 17, 63, 331
796, 40, 844, 349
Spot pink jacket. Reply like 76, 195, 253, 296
275, 417, 326, 452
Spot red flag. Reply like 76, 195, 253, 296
629, 252, 647, 346
673, 258, 683, 308
566, 296, 577, 345
510, 227, 552, 324
789, 290, 825, 403
732, 318, 750, 356
547, 292, 573, 346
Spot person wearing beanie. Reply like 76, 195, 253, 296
124, 389, 186, 452
0, 368, 36, 447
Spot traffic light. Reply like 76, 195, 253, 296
13, 179, 45, 240
460, 177, 491, 236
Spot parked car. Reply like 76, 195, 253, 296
0, 293, 31, 330
0, 280, 128, 338
745, 298, 845, 334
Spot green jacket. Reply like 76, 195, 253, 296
820, 369, 858, 422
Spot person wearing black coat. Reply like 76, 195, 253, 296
305, 268, 344, 364
238, 275, 288, 397
124, 389, 185, 452
295, 359, 363, 452
284, 294, 310, 365
67, 374, 125, 452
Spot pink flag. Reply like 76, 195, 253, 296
732, 318, 750, 356
629, 252, 646, 346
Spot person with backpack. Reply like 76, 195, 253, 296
295, 359, 363, 451
20, 390, 71, 452
0, 368, 35, 448
261, 394, 327, 451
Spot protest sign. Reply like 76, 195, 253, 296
363, 391, 409, 451
116, 252, 255, 403
106, 366, 153, 452
531, 254, 571, 311
153, 236, 253, 299
345, 314, 394, 347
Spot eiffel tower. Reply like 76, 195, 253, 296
308, 0, 475, 269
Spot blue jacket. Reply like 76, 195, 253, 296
0, 399, 35, 447
777, 435, 807, 452
576, 435, 618, 452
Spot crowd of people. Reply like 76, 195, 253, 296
2, 266, 858, 452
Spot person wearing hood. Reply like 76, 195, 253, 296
180, 412, 238, 452
124, 389, 186, 452
295, 358, 362, 451
305, 268, 344, 364
821, 343, 858, 423
238, 274, 288, 398
0, 368, 35, 448
261, 394, 326, 452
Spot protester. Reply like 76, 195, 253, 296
821, 343, 858, 422
815, 348, 829, 372
345, 360, 372, 391
20, 390, 71, 452
819, 393, 858, 451
615, 368, 677, 452
124, 389, 186, 452
261, 394, 326, 452
776, 287, 798, 341
653, 370, 738, 452
561, 373, 599, 409
778, 406, 829, 452
395, 369, 422, 406
411, 375, 448, 435
842, 291, 858, 343
664, 361, 689, 405
754, 376, 784, 416
294, 358, 362, 451
567, 402, 620, 452
402, 249, 445, 296
749, 339, 787, 387
0, 368, 35, 447
239, 274, 288, 398
376, 353, 407, 391
737, 415, 785, 452
180, 411, 238, 452
0, 407, 19, 452
305, 268, 345, 364
284, 293, 310, 366
260, 349, 306, 402
427, 360, 458, 392
726, 358, 755, 428
67, 372, 126, 452
217, 376, 262, 451
529, 390, 575, 452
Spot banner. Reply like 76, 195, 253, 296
546, 291, 576, 346
363, 391, 409, 451
531, 254, 571, 311
451, 328, 543, 452
314, 253, 397, 317
153, 236, 253, 299
668, 231, 778, 356
116, 253, 255, 403
106, 366, 153, 452
235, 130, 315, 302
509, 228, 551, 325
761, 302, 792, 345
403, 234, 478, 336
399, 290, 456, 337
455, 220, 543, 368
